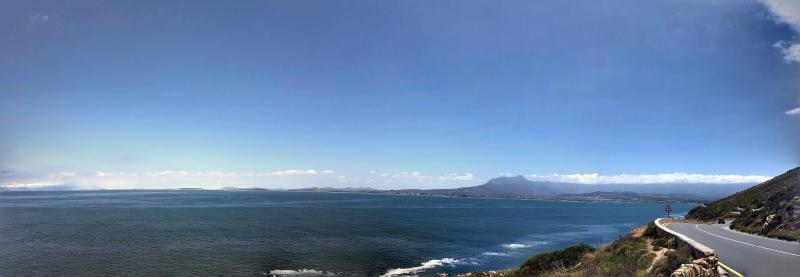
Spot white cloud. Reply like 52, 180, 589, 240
1, 169, 330, 190
785, 106, 800, 115
257, 169, 319, 177
383, 171, 476, 183
0, 181, 64, 189
525, 173, 770, 184
760, 0, 800, 31
322, 170, 334, 174
759, 0, 800, 63
774, 41, 800, 63
440, 173, 475, 181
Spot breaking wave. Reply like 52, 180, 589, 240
380, 258, 463, 277
267, 269, 336, 277
501, 241, 546, 249
481, 251, 511, 257
502, 243, 530, 249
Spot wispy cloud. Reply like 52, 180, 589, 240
785, 106, 800, 115
334, 171, 476, 188
0, 168, 482, 190
29, 13, 49, 21
525, 173, 770, 184
774, 41, 800, 63
759, 0, 800, 63
0, 169, 327, 190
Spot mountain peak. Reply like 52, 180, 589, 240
488, 175, 529, 183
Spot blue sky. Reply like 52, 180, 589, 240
1, 0, 799, 189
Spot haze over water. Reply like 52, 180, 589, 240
0, 190, 693, 276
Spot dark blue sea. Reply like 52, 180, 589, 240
0, 190, 694, 276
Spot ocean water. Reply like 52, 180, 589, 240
0, 190, 694, 276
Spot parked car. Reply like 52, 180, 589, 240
717, 218, 725, 224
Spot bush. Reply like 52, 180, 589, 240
597, 237, 655, 276
518, 243, 596, 275
652, 237, 668, 249
767, 229, 800, 241
643, 221, 658, 238
652, 237, 676, 249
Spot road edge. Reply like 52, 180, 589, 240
655, 218, 716, 257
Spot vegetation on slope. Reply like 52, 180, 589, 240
457, 221, 693, 277
516, 243, 595, 275
686, 167, 800, 241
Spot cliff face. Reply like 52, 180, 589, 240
686, 167, 800, 240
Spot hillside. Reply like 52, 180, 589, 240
686, 167, 800, 240
448, 222, 696, 277
387, 176, 563, 198
452, 175, 562, 196
387, 175, 749, 203
556, 191, 709, 203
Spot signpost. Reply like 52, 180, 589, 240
665, 204, 672, 218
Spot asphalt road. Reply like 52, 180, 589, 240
665, 222, 800, 277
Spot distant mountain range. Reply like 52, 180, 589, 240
0, 176, 752, 204
220, 175, 757, 203
279, 175, 753, 203
378, 175, 753, 203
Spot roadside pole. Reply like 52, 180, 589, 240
665, 204, 672, 218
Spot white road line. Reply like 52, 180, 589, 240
693, 225, 800, 257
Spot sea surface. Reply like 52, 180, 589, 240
0, 190, 694, 276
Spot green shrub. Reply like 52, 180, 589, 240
652, 237, 677, 250
597, 237, 654, 276
643, 221, 658, 238
518, 243, 595, 275
766, 229, 800, 241
652, 237, 668, 249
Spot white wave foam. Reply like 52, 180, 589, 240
267, 269, 335, 277
481, 251, 511, 257
380, 258, 462, 277
502, 243, 531, 249
502, 241, 546, 249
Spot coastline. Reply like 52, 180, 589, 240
0, 188, 705, 205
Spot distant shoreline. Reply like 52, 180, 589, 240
360, 190, 702, 205
0, 188, 702, 205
